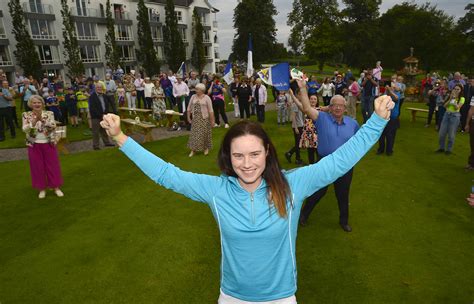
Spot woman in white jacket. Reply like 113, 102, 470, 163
317, 77, 335, 106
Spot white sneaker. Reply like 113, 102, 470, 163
54, 189, 64, 197
38, 190, 46, 199
224, 124, 230, 129
214, 123, 219, 127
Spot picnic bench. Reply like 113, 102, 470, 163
118, 107, 153, 123
406, 107, 433, 122
164, 110, 184, 130
121, 118, 157, 143
55, 125, 69, 154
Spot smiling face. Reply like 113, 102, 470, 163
230, 134, 267, 192
309, 95, 318, 108
30, 97, 44, 112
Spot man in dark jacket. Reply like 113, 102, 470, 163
89, 83, 114, 150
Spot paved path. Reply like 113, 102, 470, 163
0, 103, 276, 163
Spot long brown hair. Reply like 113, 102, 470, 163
218, 121, 292, 217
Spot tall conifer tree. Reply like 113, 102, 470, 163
60, 0, 85, 78
163, 0, 186, 72
8, 0, 42, 80
104, 0, 122, 70
136, 0, 160, 76
191, 8, 206, 74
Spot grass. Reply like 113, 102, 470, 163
0, 103, 473, 303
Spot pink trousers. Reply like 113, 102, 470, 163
28, 143, 63, 190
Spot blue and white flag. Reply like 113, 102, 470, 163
223, 61, 234, 85
257, 62, 290, 91
246, 34, 253, 78
176, 62, 186, 78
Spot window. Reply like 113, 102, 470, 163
119, 45, 134, 61
149, 8, 159, 22
199, 12, 207, 25
76, 22, 97, 40
154, 46, 164, 60
37, 45, 60, 64
175, 11, 182, 22
80, 45, 100, 62
0, 46, 12, 66
29, 0, 43, 13
151, 26, 163, 42
114, 4, 126, 20
116, 25, 132, 40
30, 19, 55, 39
76, 0, 87, 16
204, 46, 211, 58
214, 47, 219, 59
0, 18, 7, 38
179, 28, 187, 42
203, 30, 210, 43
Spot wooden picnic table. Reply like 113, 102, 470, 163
118, 107, 153, 123
164, 110, 184, 129
406, 107, 433, 122
121, 118, 157, 143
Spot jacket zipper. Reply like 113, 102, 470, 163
250, 192, 255, 225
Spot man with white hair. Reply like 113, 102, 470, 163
373, 61, 383, 81
296, 92, 360, 232
448, 72, 466, 90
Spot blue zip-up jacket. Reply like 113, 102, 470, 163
119, 113, 388, 301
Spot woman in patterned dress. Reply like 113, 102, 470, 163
187, 83, 214, 157
290, 91, 319, 164
151, 79, 167, 126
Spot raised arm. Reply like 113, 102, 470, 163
294, 79, 319, 120
287, 95, 393, 201
101, 114, 220, 203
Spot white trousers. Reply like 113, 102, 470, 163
218, 290, 297, 304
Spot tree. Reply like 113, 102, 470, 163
7, 0, 42, 80
163, 0, 186, 72
287, 0, 341, 69
457, 4, 474, 74
60, 0, 84, 79
231, 0, 278, 67
379, 3, 462, 71
304, 19, 342, 71
104, 0, 122, 71
340, 0, 382, 69
191, 7, 206, 74
136, 0, 160, 76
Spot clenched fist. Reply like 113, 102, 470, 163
374, 95, 395, 120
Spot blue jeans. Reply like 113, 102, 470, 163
438, 112, 460, 151
361, 95, 374, 123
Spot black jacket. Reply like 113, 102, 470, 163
88, 92, 111, 119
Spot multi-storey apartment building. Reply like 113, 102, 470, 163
0, 0, 220, 82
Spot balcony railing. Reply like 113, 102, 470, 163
0, 60, 13, 66
114, 11, 130, 20
70, 8, 104, 18
203, 39, 211, 43
121, 57, 135, 62
77, 35, 99, 41
152, 37, 163, 42
0, 33, 6, 39
81, 58, 101, 63
40, 59, 61, 65
149, 14, 160, 23
204, 55, 212, 59
22, 3, 54, 14
117, 36, 133, 41
32, 34, 57, 40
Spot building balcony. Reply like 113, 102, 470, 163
40, 59, 61, 65
121, 57, 135, 62
117, 36, 133, 41
203, 39, 211, 43
0, 60, 13, 66
22, 3, 54, 14
77, 35, 99, 41
152, 37, 163, 42
81, 58, 101, 63
32, 34, 57, 40
0, 33, 7, 39
204, 55, 212, 59
70, 8, 104, 18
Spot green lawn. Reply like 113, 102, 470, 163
0, 104, 473, 303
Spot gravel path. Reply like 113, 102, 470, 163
0, 103, 276, 163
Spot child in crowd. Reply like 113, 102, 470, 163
45, 89, 62, 121
76, 86, 90, 128
117, 83, 126, 107
56, 87, 67, 125
65, 87, 78, 127
276, 90, 289, 125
